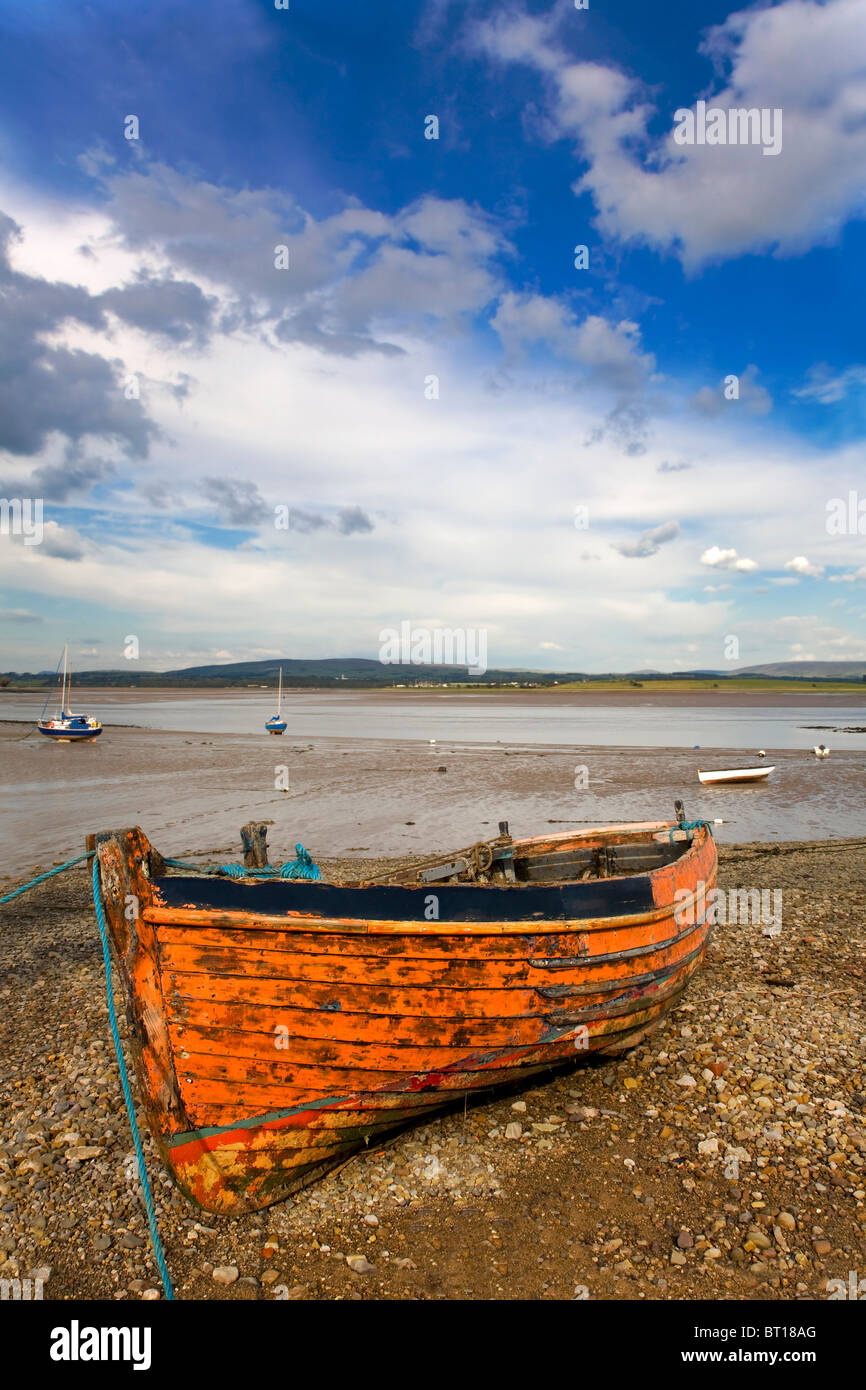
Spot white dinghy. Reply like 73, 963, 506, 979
698, 766, 774, 785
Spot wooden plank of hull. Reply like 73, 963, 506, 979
167, 1011, 687, 1212
163, 938, 706, 1059
151, 906, 710, 981
91, 822, 717, 1213
169, 967, 698, 1096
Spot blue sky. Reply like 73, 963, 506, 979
0, 0, 864, 672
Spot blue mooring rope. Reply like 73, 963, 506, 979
0, 852, 94, 905
1, 852, 175, 1299
90, 857, 175, 1301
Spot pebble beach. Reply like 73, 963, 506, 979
1, 836, 863, 1302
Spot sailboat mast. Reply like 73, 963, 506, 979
61, 644, 68, 712
278, 667, 282, 716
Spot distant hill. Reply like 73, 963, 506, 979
734, 661, 866, 678
0, 658, 578, 689
1, 657, 864, 688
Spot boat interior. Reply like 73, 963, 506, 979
358, 819, 697, 889
512, 834, 690, 884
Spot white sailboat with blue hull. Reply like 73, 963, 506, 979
37, 646, 102, 742
265, 667, 287, 735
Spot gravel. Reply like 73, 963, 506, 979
0, 839, 863, 1301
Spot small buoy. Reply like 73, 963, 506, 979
693, 745, 700, 750
428, 739, 436, 745
757, 749, 767, 758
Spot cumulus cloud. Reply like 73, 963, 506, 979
93, 162, 510, 354
616, 519, 679, 558
829, 567, 866, 583
100, 271, 217, 345
784, 555, 824, 578
473, 0, 866, 270
0, 212, 159, 460
700, 545, 758, 572
584, 398, 651, 456
491, 291, 655, 389
39, 521, 86, 561
0, 443, 115, 502
288, 509, 330, 534
288, 506, 375, 536
336, 506, 374, 535
201, 476, 268, 526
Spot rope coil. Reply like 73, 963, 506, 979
669, 819, 714, 843
165, 844, 321, 881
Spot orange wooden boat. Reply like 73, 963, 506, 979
90, 810, 717, 1214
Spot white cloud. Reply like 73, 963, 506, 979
700, 545, 759, 572
784, 555, 824, 577
2, 139, 865, 672
474, 0, 866, 269
490, 291, 655, 388
829, 567, 866, 582
615, 519, 679, 558
793, 363, 866, 404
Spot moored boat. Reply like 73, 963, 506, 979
37, 646, 102, 742
89, 807, 718, 1214
697, 766, 773, 785
265, 667, 287, 735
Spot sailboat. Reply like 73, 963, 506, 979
265, 667, 287, 735
37, 646, 102, 742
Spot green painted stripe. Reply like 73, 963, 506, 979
169, 1091, 354, 1147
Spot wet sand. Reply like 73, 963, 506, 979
2, 719, 865, 881
2, 722, 865, 876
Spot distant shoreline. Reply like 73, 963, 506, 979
2, 680, 865, 701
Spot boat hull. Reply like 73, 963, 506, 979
37, 724, 102, 741
697, 767, 773, 784
91, 821, 718, 1213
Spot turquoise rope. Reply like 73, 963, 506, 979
165, 846, 321, 881
0, 851, 94, 905
90, 858, 175, 1301
669, 819, 714, 843
1, 852, 175, 1298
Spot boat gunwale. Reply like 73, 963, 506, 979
143, 821, 714, 935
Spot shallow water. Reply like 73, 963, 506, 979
3, 689, 866, 750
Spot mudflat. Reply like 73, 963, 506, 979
2, 716, 865, 880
